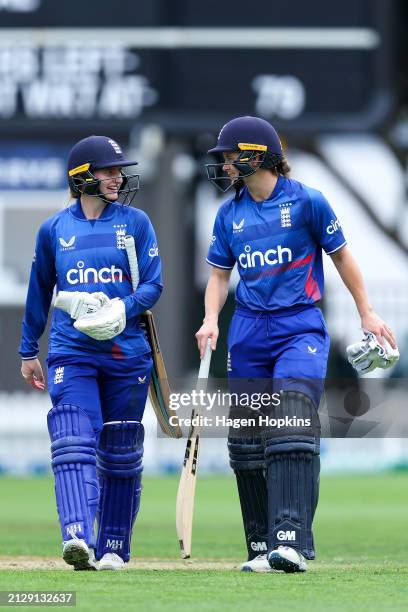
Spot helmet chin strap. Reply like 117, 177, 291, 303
233, 177, 245, 200
85, 190, 116, 205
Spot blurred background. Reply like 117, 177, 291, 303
0, 0, 407, 476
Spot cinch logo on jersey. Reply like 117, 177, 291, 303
238, 244, 292, 269
66, 261, 123, 285
149, 243, 159, 257
251, 541, 267, 552
326, 218, 341, 234
277, 530, 296, 541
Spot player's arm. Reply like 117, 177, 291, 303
195, 266, 232, 358
19, 220, 56, 390
330, 245, 396, 348
196, 203, 235, 357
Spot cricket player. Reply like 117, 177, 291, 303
19, 136, 163, 570
196, 116, 397, 573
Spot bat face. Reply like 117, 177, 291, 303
176, 434, 200, 558
175, 340, 212, 559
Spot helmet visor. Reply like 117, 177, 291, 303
205, 161, 238, 193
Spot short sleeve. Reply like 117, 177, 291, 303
206, 206, 236, 269
306, 188, 347, 255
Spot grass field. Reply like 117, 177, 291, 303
0, 473, 408, 611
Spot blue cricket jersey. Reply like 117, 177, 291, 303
19, 200, 163, 359
206, 175, 346, 311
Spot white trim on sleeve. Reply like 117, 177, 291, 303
205, 258, 235, 269
326, 240, 347, 255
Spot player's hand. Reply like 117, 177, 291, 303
74, 298, 126, 340
347, 331, 399, 374
195, 319, 218, 359
360, 311, 397, 349
21, 358, 45, 391
54, 291, 109, 320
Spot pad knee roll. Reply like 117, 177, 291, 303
47, 404, 98, 547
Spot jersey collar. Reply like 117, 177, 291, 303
244, 174, 285, 204
69, 198, 117, 221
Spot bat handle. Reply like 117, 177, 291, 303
198, 338, 212, 380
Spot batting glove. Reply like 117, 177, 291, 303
73, 298, 126, 341
54, 291, 109, 319
346, 331, 399, 374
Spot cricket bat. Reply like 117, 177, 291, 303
176, 338, 212, 558
124, 235, 181, 438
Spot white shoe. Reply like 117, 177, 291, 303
98, 553, 125, 571
62, 538, 97, 571
241, 554, 273, 573
267, 546, 307, 573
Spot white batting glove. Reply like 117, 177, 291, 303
73, 298, 126, 341
347, 331, 400, 374
54, 291, 109, 319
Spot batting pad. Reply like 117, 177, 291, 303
47, 404, 99, 548
96, 421, 144, 562
228, 435, 268, 559
264, 391, 320, 560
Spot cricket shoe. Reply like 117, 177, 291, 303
98, 553, 125, 571
241, 554, 273, 573
62, 538, 97, 571
267, 546, 307, 573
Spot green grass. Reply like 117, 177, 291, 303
1, 474, 408, 611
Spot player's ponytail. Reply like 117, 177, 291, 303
260, 152, 291, 177
274, 155, 291, 177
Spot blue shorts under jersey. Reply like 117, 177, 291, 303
47, 352, 153, 433
228, 305, 330, 407
207, 175, 346, 312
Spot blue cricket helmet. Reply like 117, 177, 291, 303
68, 135, 138, 173
208, 116, 282, 156
206, 116, 283, 193
67, 135, 139, 205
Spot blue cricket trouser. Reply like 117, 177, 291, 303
47, 352, 153, 433
227, 305, 330, 407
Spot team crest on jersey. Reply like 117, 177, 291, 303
279, 203, 292, 228
53, 367, 64, 384
233, 218, 245, 234
113, 224, 127, 249
59, 236, 76, 251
